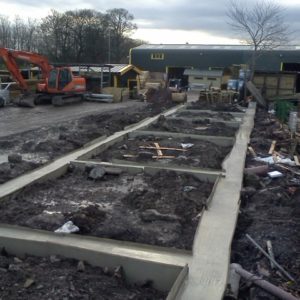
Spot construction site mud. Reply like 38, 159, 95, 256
146, 116, 237, 137
186, 100, 245, 112
0, 167, 213, 250
231, 109, 300, 299
95, 135, 232, 169
0, 103, 174, 184
174, 110, 236, 121
0, 251, 166, 299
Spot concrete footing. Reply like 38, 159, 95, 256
0, 102, 256, 299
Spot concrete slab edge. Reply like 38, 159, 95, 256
0, 223, 191, 292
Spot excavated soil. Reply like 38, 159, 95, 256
174, 110, 236, 121
146, 115, 237, 137
187, 101, 245, 112
0, 251, 166, 299
0, 102, 175, 184
231, 109, 300, 299
0, 168, 213, 250
95, 135, 232, 169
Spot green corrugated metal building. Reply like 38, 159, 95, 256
130, 44, 300, 75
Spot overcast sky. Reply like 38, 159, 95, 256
0, 0, 300, 44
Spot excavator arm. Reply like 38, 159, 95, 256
0, 48, 53, 92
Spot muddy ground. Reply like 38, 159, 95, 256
0, 167, 213, 250
187, 100, 245, 112
174, 110, 236, 121
146, 115, 237, 137
0, 100, 175, 184
95, 135, 232, 169
231, 109, 300, 299
0, 250, 166, 299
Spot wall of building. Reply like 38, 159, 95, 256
131, 46, 300, 73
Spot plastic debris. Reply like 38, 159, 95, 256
181, 143, 194, 149
268, 171, 284, 178
183, 186, 197, 192
54, 221, 79, 234
254, 156, 296, 166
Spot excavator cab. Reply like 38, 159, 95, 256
47, 68, 72, 90
46, 67, 85, 94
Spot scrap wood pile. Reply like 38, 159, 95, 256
230, 108, 300, 300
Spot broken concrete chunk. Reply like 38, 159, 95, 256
140, 209, 181, 222
88, 166, 106, 180
8, 153, 22, 163
24, 278, 35, 288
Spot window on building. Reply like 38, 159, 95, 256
151, 53, 164, 60
194, 76, 203, 80
207, 77, 217, 81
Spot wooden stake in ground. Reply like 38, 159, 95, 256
268, 140, 276, 154
247, 146, 257, 157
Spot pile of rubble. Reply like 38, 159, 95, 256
230, 108, 300, 299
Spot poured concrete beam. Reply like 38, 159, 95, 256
0, 105, 183, 200
176, 103, 256, 300
0, 224, 191, 292
72, 160, 223, 183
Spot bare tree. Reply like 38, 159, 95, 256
105, 8, 137, 63
227, 0, 290, 79
0, 15, 12, 48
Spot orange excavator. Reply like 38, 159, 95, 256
0, 48, 86, 106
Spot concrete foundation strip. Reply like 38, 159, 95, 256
0, 104, 256, 299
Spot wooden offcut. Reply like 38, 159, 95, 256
268, 140, 276, 154
154, 142, 163, 156
247, 146, 257, 157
